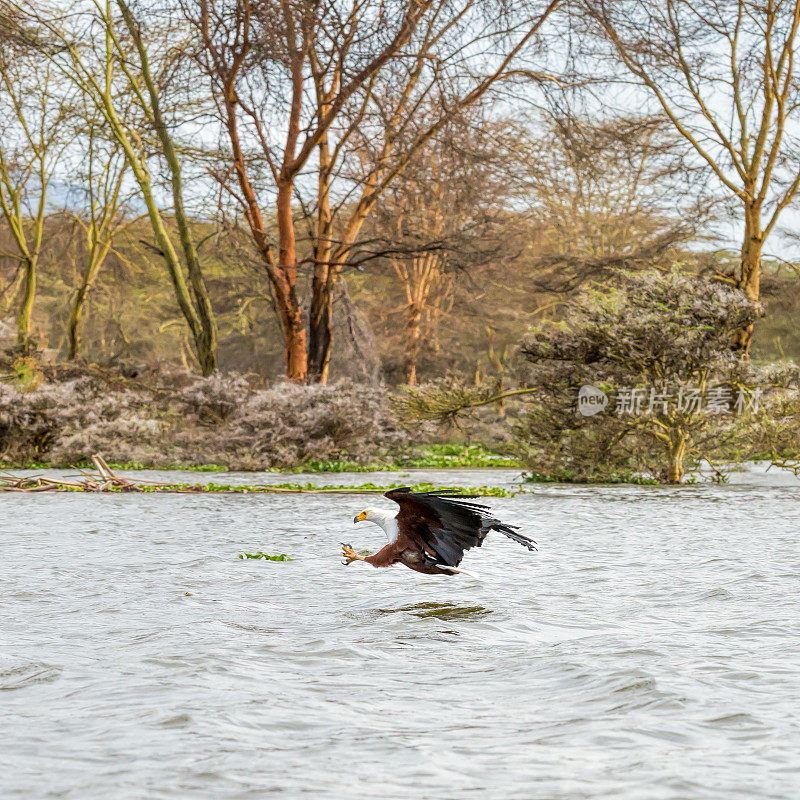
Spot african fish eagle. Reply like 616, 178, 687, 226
342, 487, 535, 577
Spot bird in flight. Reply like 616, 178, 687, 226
342, 487, 535, 578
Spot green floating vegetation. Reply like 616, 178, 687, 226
301, 444, 520, 472
0, 461, 54, 470
0, 460, 230, 472
238, 552, 293, 561
523, 470, 660, 485
8, 479, 517, 495
79, 461, 230, 472
393, 443, 521, 469
130, 481, 516, 496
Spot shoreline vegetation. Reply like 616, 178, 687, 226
0, 455, 517, 495
1, 358, 796, 486
0, 368, 524, 473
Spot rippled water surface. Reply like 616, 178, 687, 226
2, 468, 800, 799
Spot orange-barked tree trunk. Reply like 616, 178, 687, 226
275, 176, 308, 381
405, 300, 423, 385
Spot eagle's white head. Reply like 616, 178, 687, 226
353, 507, 399, 542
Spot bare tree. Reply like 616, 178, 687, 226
64, 107, 140, 360
583, 0, 800, 354
0, 1, 44, 49
357, 112, 519, 384
0, 48, 72, 348
519, 112, 708, 293
302, 0, 560, 383
24, 0, 221, 374
188, 0, 433, 380
187, 0, 560, 381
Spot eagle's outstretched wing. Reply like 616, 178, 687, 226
384, 487, 535, 568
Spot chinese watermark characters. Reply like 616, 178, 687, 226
578, 385, 762, 416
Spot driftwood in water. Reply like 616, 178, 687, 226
0, 454, 140, 493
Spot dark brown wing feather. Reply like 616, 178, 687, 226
384, 487, 535, 568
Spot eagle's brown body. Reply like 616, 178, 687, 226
361, 538, 451, 575
343, 487, 535, 576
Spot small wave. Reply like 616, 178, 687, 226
691, 587, 732, 601
159, 713, 193, 728
613, 677, 657, 694
706, 712, 759, 726
0, 655, 61, 690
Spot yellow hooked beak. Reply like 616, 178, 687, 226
354, 511, 368, 523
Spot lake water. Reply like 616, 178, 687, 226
2, 467, 799, 798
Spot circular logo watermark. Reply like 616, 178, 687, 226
577, 385, 608, 416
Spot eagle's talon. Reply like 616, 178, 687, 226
341, 543, 361, 565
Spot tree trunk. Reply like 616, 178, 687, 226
67, 248, 107, 360
406, 302, 422, 385
118, 0, 218, 376
148, 221, 218, 376
276, 178, 307, 382
67, 281, 89, 360
161, 147, 218, 376
284, 305, 308, 382
194, 323, 218, 376
16, 254, 36, 349
308, 277, 333, 384
218, 94, 306, 380
732, 203, 762, 356
665, 430, 686, 484
307, 131, 334, 385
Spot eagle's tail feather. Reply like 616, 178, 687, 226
490, 522, 537, 552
